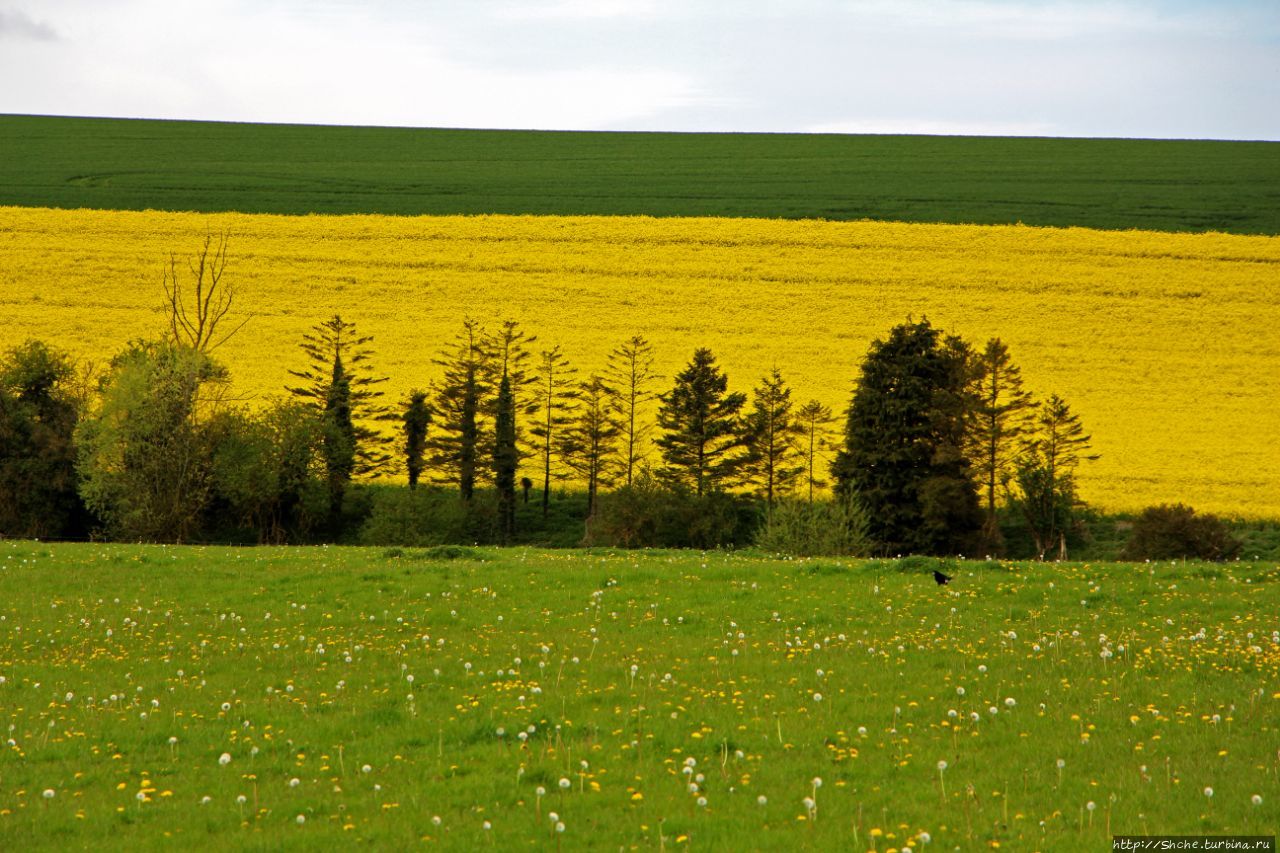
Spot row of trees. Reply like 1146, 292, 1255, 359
0, 314, 1097, 557
1, 235, 1106, 555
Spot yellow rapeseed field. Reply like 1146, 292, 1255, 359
2, 206, 1277, 517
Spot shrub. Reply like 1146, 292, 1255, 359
1121, 503, 1242, 561
590, 471, 755, 549
754, 497, 871, 557
358, 487, 468, 547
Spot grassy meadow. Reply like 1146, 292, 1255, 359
3, 206, 1278, 518
2, 115, 1279, 233
0, 541, 1277, 850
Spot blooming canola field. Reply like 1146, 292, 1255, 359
2, 206, 1277, 516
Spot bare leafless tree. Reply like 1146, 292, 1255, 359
163, 231, 249, 352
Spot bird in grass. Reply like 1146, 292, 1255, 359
933, 569, 952, 586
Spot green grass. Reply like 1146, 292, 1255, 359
1, 542, 1277, 850
3, 115, 1278, 233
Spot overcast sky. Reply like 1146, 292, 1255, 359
1, 0, 1276, 139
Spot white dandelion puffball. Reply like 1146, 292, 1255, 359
1005, 697, 1016, 708
559, 778, 571, 790
1252, 794, 1263, 806
757, 795, 768, 806
42, 789, 55, 799
1057, 759, 1066, 769
296, 814, 305, 825
219, 753, 232, 766
937, 760, 948, 771
1204, 787, 1214, 798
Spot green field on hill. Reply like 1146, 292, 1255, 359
1, 541, 1276, 850
2, 114, 1278, 233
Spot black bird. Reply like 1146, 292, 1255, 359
933, 569, 952, 586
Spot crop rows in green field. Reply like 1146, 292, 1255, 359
2, 114, 1278, 233
1, 541, 1277, 850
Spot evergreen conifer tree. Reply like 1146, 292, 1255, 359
425, 319, 493, 501
832, 319, 982, 556
559, 374, 622, 517
966, 338, 1036, 549
493, 372, 518, 542
285, 315, 391, 528
403, 391, 430, 490
655, 348, 747, 496
605, 335, 661, 486
739, 368, 804, 506
530, 346, 579, 517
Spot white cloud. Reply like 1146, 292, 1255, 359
0, 8, 59, 40
0, 0, 1275, 139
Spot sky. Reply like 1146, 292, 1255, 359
1, 0, 1277, 140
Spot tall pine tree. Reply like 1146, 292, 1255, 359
605, 335, 661, 486
656, 348, 747, 496
1011, 394, 1099, 558
530, 346, 579, 517
966, 338, 1036, 548
286, 315, 391, 528
795, 399, 836, 504
559, 374, 622, 518
739, 368, 804, 506
426, 319, 492, 501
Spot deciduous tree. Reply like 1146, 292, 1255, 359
0, 341, 85, 539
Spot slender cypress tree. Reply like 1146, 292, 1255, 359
426, 319, 492, 501
605, 335, 661, 486
655, 348, 747, 496
321, 355, 355, 531
493, 373, 518, 543
403, 391, 431, 490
